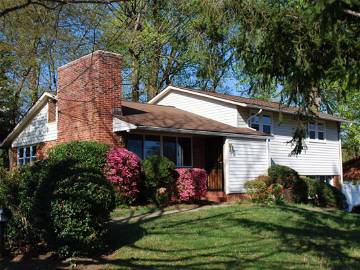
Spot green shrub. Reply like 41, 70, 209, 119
304, 177, 346, 209
291, 178, 309, 203
48, 141, 110, 172
268, 164, 299, 188
142, 156, 176, 205
50, 162, 115, 257
2, 141, 116, 257
245, 179, 270, 204
0, 168, 24, 249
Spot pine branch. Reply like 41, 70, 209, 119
0, 0, 127, 17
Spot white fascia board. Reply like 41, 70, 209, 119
113, 118, 137, 132
149, 86, 248, 107
135, 125, 270, 140
149, 86, 348, 124
0, 92, 57, 147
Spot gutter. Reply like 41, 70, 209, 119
131, 125, 272, 140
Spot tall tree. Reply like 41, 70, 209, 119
102, 0, 235, 101
228, 0, 359, 154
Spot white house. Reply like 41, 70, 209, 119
1, 51, 348, 201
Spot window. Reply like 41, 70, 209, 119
18, 145, 37, 166
262, 115, 272, 134
249, 113, 272, 134
163, 136, 177, 164
177, 137, 192, 167
126, 134, 192, 167
308, 122, 325, 141
127, 134, 143, 159
144, 135, 161, 158
309, 122, 316, 139
250, 115, 260, 131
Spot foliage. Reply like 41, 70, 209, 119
101, 1, 235, 101
105, 147, 142, 205
48, 141, 110, 172
244, 178, 284, 205
229, 0, 360, 155
291, 177, 309, 204
304, 177, 346, 209
1, 142, 115, 257
142, 156, 176, 205
268, 165, 299, 189
175, 168, 207, 201
49, 162, 115, 257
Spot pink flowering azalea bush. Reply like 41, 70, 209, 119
176, 168, 208, 201
105, 147, 142, 204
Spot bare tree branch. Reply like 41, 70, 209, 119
0, 0, 127, 17
344, 9, 360, 18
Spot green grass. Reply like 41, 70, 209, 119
103, 203, 360, 270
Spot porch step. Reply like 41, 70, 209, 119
205, 191, 250, 203
205, 191, 227, 203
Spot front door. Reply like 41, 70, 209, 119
205, 137, 224, 191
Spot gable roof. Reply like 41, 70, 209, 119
1, 92, 57, 147
149, 86, 349, 123
114, 101, 269, 138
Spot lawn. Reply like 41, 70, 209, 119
102, 203, 360, 270
2, 203, 359, 270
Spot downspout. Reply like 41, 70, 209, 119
247, 109, 263, 129
266, 138, 271, 170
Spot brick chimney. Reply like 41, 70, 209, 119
57, 50, 122, 145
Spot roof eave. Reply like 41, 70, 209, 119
114, 123, 271, 140
150, 86, 349, 123
0, 92, 57, 148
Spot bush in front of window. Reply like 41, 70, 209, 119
105, 147, 142, 205
176, 168, 208, 201
48, 140, 110, 172
142, 156, 176, 206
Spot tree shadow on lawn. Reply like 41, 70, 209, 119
104, 205, 360, 270
2, 204, 360, 270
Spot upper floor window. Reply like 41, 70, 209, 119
308, 122, 325, 141
18, 145, 37, 166
249, 113, 272, 134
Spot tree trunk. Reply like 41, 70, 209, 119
131, 52, 140, 102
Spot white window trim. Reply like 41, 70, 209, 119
248, 111, 273, 135
17, 145, 37, 166
128, 133, 193, 168
308, 121, 326, 143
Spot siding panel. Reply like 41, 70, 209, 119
269, 113, 340, 175
226, 138, 268, 193
12, 103, 57, 147
157, 91, 238, 127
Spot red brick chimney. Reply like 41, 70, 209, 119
57, 50, 122, 145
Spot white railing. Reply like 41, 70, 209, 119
342, 182, 360, 211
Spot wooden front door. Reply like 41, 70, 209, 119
205, 137, 224, 191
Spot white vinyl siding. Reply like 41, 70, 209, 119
237, 107, 249, 128
225, 138, 268, 193
156, 91, 238, 127
12, 103, 58, 147
269, 113, 341, 176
